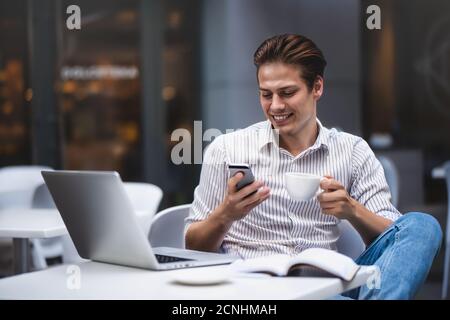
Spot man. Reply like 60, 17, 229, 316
185, 34, 442, 299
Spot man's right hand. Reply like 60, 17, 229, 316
185, 173, 270, 252
219, 172, 270, 222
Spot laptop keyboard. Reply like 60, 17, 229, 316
155, 254, 193, 264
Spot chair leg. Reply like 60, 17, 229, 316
442, 225, 450, 299
443, 243, 450, 299
30, 239, 48, 271
13, 238, 30, 274
443, 204, 450, 299
443, 163, 450, 299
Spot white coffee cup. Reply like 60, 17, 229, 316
285, 172, 323, 201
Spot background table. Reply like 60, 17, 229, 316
0, 208, 166, 274
0, 208, 67, 274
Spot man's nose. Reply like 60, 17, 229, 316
271, 95, 285, 110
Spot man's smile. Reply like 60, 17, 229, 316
271, 112, 293, 125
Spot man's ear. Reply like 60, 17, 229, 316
313, 76, 324, 100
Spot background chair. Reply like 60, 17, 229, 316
336, 220, 366, 260
30, 183, 65, 270
148, 204, 190, 248
441, 161, 450, 299
377, 155, 400, 208
123, 182, 163, 236
0, 165, 52, 209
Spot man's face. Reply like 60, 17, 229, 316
258, 62, 323, 139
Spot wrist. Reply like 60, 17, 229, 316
210, 203, 234, 232
348, 198, 373, 224
347, 198, 361, 221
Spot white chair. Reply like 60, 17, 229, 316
29, 183, 65, 270
123, 182, 163, 236
0, 165, 52, 209
336, 220, 366, 260
148, 204, 190, 248
441, 161, 450, 299
31, 183, 55, 209
377, 155, 400, 207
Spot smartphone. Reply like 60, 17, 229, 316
228, 163, 255, 191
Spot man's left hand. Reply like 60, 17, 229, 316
317, 176, 358, 220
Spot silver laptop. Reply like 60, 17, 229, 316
42, 170, 238, 270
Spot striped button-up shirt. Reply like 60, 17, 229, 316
186, 119, 401, 258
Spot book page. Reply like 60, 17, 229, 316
290, 248, 360, 281
230, 254, 293, 276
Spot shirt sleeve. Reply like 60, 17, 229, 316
349, 138, 402, 221
184, 135, 229, 234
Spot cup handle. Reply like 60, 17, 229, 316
315, 188, 324, 197
315, 177, 326, 197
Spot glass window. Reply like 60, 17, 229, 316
362, 0, 450, 203
162, 0, 202, 205
0, 0, 31, 166
57, 0, 142, 180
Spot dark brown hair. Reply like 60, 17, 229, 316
253, 34, 327, 91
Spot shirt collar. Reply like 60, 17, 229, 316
310, 118, 330, 152
258, 118, 330, 152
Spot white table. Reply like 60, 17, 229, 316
0, 261, 377, 300
0, 208, 68, 274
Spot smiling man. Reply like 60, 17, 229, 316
185, 34, 442, 299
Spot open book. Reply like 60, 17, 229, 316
230, 248, 360, 281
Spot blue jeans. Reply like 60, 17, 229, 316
335, 212, 443, 300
